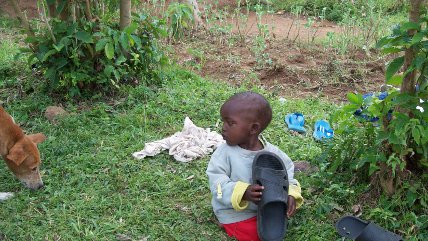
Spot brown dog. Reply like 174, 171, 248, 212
0, 106, 46, 192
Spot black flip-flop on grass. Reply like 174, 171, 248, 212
252, 151, 289, 241
335, 216, 403, 241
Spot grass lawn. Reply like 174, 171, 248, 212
0, 61, 348, 240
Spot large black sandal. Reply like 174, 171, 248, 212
336, 216, 403, 241
252, 151, 289, 241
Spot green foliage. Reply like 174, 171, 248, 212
166, 3, 194, 39
25, 12, 167, 97
272, 0, 407, 22
328, 11, 428, 176
377, 15, 428, 88
0, 39, 21, 80
326, 16, 428, 228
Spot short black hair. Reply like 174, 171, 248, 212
224, 91, 272, 131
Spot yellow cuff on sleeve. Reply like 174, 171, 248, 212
289, 181, 304, 208
231, 181, 250, 211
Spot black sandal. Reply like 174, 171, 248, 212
336, 216, 403, 241
252, 151, 289, 241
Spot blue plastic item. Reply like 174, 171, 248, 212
354, 92, 388, 122
285, 113, 306, 133
313, 120, 334, 141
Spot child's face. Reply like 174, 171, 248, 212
220, 102, 254, 146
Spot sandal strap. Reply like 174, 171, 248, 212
254, 167, 289, 206
356, 222, 403, 241
253, 167, 287, 184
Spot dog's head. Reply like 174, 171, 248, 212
6, 133, 46, 190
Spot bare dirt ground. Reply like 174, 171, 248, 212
229, 11, 339, 40
0, 0, 38, 18
1, 0, 387, 102
174, 11, 386, 102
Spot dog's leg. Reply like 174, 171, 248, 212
0, 192, 14, 201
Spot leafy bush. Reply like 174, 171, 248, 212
321, 17, 428, 234
24, 12, 167, 97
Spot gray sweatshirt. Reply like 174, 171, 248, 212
206, 142, 303, 224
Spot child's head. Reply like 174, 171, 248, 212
220, 91, 272, 147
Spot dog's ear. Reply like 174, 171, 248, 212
27, 133, 46, 144
6, 141, 28, 166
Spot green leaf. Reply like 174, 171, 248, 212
55, 57, 68, 69
95, 38, 110, 52
105, 43, 115, 59
28, 54, 37, 65
59, 36, 71, 47
342, 103, 361, 113
387, 74, 403, 86
25, 36, 44, 43
75, 31, 93, 43
368, 162, 380, 176
42, 49, 58, 61
386, 56, 404, 82
104, 65, 114, 76
412, 127, 421, 144
411, 31, 425, 45
412, 54, 426, 69
130, 35, 141, 48
406, 189, 418, 206
381, 47, 402, 54
401, 21, 420, 31
115, 55, 127, 65
124, 22, 138, 35
119, 32, 130, 50
53, 43, 64, 52
347, 93, 363, 105
18, 47, 32, 53
376, 36, 392, 48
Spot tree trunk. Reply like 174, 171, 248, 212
84, 0, 93, 21
120, 0, 131, 30
378, 0, 424, 196
400, 0, 424, 94
59, 0, 70, 21
7, 0, 34, 38
47, 0, 57, 17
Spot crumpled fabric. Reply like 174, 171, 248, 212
132, 117, 225, 162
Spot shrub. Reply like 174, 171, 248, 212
24, 12, 168, 97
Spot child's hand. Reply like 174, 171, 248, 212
243, 184, 264, 203
287, 195, 296, 218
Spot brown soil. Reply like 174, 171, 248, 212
229, 11, 339, 41
174, 29, 386, 102
0, 0, 38, 18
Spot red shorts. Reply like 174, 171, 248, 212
222, 216, 261, 241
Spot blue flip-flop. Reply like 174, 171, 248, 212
285, 113, 306, 133
354, 92, 388, 122
313, 120, 334, 141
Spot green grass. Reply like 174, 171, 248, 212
0, 63, 345, 240
1, 12, 427, 241
9, 68, 426, 240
